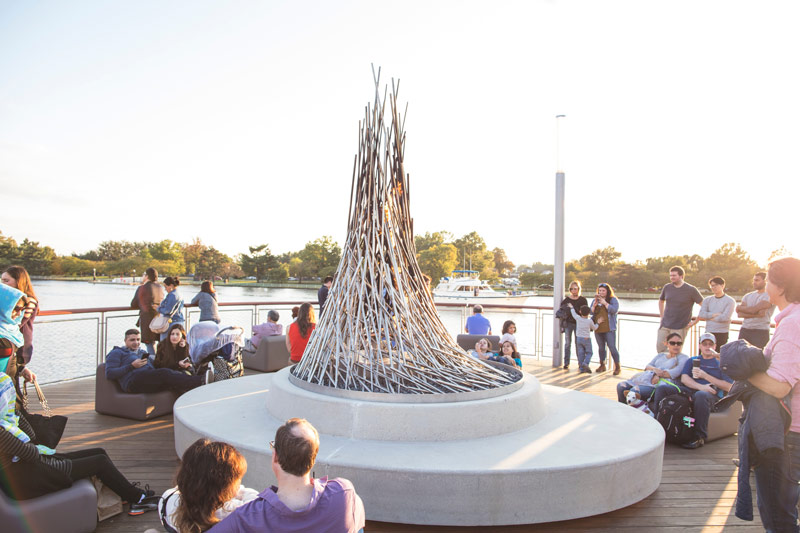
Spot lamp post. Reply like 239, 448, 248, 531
553, 114, 566, 367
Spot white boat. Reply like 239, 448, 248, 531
433, 270, 534, 305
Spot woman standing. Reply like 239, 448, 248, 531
746, 257, 800, 532
1, 266, 38, 368
158, 277, 185, 342
154, 324, 192, 373
559, 281, 588, 370
131, 267, 164, 355
591, 283, 621, 375
285, 303, 316, 364
190, 281, 221, 324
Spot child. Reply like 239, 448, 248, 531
568, 304, 604, 373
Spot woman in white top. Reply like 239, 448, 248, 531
159, 438, 258, 532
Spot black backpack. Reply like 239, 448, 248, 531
656, 394, 696, 444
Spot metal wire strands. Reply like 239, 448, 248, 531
291, 69, 520, 395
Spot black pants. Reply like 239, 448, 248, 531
126, 368, 202, 394
739, 328, 770, 349
65, 448, 143, 503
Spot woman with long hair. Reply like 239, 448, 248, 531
1, 266, 39, 373
154, 324, 192, 373
285, 302, 316, 364
160, 439, 257, 532
746, 257, 800, 531
591, 282, 621, 374
190, 281, 220, 324
157, 277, 185, 342
558, 280, 588, 370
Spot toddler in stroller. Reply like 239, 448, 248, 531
188, 322, 245, 383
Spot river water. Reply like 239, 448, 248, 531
27, 280, 688, 384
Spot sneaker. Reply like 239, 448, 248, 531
129, 495, 159, 515
681, 438, 705, 450
205, 365, 215, 385
124, 483, 154, 504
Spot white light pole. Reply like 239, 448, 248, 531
553, 114, 566, 367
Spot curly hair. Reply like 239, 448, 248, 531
173, 439, 247, 533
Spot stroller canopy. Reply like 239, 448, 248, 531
188, 322, 244, 364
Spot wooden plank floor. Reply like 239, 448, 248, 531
34, 360, 764, 532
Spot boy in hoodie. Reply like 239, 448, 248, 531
105, 329, 205, 394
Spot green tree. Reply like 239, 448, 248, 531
182, 238, 207, 277
414, 231, 453, 253
453, 232, 494, 273
52, 256, 101, 276
698, 243, 758, 292
298, 236, 341, 279
240, 244, 280, 282
579, 247, 622, 272
492, 247, 514, 277
148, 240, 185, 274
0, 231, 18, 266
16, 239, 56, 275
417, 243, 457, 281
195, 247, 234, 280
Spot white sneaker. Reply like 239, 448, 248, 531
205, 366, 215, 385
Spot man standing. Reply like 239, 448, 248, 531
105, 329, 206, 393
318, 276, 333, 315
208, 418, 365, 533
465, 304, 492, 335
652, 333, 733, 449
696, 276, 736, 347
736, 272, 775, 348
657, 266, 703, 353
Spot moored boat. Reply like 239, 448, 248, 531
433, 270, 534, 304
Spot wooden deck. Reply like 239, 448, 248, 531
35, 360, 764, 532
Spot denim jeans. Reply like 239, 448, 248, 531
594, 330, 620, 364
616, 382, 656, 404
575, 337, 592, 368
563, 322, 577, 365
754, 430, 800, 533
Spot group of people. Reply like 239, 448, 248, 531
464, 306, 522, 369
558, 281, 621, 374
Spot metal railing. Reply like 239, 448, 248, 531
32, 301, 768, 385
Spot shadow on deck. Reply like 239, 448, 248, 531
35, 360, 760, 532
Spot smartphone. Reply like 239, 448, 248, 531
140, 352, 150, 360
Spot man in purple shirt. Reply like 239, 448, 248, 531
208, 418, 365, 533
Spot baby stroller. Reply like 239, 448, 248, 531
188, 322, 245, 382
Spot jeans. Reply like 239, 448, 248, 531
125, 368, 202, 394
66, 448, 144, 503
617, 382, 656, 404
652, 385, 716, 440
753, 431, 800, 533
594, 330, 620, 365
575, 337, 592, 368
563, 322, 577, 365
739, 328, 770, 349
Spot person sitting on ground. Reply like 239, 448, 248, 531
191, 281, 221, 324
499, 320, 517, 346
159, 439, 259, 532
616, 332, 689, 404
490, 340, 522, 369
465, 304, 492, 335
131, 267, 164, 355
469, 338, 494, 361
285, 303, 316, 364
568, 303, 602, 373
652, 332, 733, 449
0, 370, 158, 513
158, 277, 185, 342
207, 418, 365, 533
105, 329, 206, 394
251, 310, 283, 350
154, 324, 193, 374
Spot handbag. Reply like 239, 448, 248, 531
149, 315, 171, 334
21, 380, 68, 449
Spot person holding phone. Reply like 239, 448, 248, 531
591, 283, 621, 374
154, 324, 193, 374
652, 332, 733, 449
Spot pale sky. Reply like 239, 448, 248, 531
1, 1, 798, 267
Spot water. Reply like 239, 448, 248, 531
26, 281, 686, 384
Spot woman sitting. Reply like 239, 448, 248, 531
616, 332, 688, 404
491, 340, 522, 369
154, 324, 193, 373
285, 303, 316, 364
469, 338, 494, 360
159, 438, 257, 532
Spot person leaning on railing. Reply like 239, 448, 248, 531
131, 267, 165, 355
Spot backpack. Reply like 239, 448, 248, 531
656, 394, 696, 444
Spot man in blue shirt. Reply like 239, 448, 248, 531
652, 332, 733, 449
105, 329, 205, 394
465, 305, 492, 335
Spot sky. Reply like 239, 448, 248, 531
1, 1, 798, 267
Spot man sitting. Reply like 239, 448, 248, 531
652, 332, 733, 449
465, 304, 492, 335
208, 418, 365, 533
250, 310, 283, 349
105, 329, 205, 394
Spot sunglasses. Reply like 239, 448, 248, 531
668, 341, 683, 346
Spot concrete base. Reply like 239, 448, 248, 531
174, 369, 665, 526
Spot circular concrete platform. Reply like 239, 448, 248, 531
173, 369, 665, 526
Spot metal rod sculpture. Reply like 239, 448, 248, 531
291, 69, 519, 394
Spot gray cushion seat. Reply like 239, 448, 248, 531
707, 400, 743, 443
456, 334, 501, 353
243, 335, 291, 372
95, 364, 178, 420
1, 478, 97, 533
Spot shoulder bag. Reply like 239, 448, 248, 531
150, 296, 181, 334
21, 380, 68, 449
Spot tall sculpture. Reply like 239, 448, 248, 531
292, 69, 519, 394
